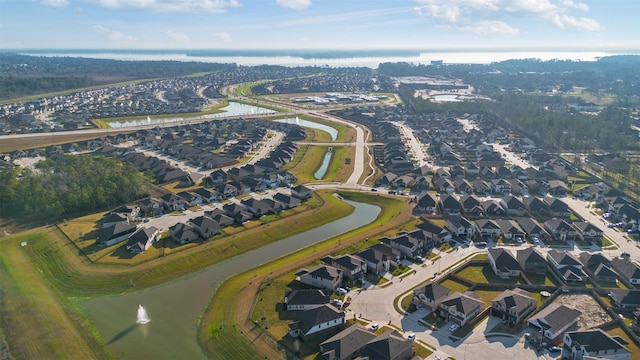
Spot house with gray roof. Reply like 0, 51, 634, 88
357, 329, 413, 360
354, 243, 401, 274
412, 281, 451, 311
97, 222, 137, 247
125, 227, 161, 254
296, 264, 343, 291
579, 252, 618, 284
572, 222, 604, 245
189, 215, 221, 238
445, 216, 476, 240
284, 289, 330, 311
491, 288, 537, 324
438, 291, 485, 326
488, 248, 521, 279
611, 257, 640, 285
319, 325, 376, 360
562, 328, 631, 360
517, 247, 548, 275
288, 304, 345, 341
476, 218, 502, 239
169, 222, 199, 245
547, 249, 587, 283
527, 304, 581, 342
608, 289, 640, 309
322, 255, 367, 281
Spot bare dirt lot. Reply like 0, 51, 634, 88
553, 294, 612, 329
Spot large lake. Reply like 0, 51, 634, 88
107, 102, 276, 128
82, 199, 380, 359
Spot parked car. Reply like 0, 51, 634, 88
416, 255, 425, 262
449, 323, 459, 332
370, 323, 379, 331
548, 346, 561, 352
475, 241, 487, 247
336, 287, 348, 295
407, 333, 416, 341
621, 252, 631, 258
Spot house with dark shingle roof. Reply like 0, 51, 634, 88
562, 329, 631, 360
488, 248, 521, 279
438, 291, 485, 326
412, 281, 450, 311
543, 197, 570, 217
475, 218, 501, 239
527, 304, 581, 342
288, 305, 345, 341
495, 219, 526, 241
514, 217, 550, 241
296, 264, 343, 291
322, 255, 367, 281
547, 249, 587, 283
319, 325, 376, 360
284, 289, 330, 311
125, 227, 161, 254
500, 196, 527, 216
608, 289, 640, 309
97, 222, 137, 247
611, 257, 640, 285
354, 243, 401, 274
544, 219, 576, 241
445, 216, 476, 240
491, 288, 537, 324
415, 193, 437, 214
517, 247, 548, 275
579, 252, 618, 283
572, 222, 604, 245
169, 222, 199, 245
189, 215, 221, 238
357, 329, 413, 360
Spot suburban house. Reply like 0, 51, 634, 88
490, 288, 537, 325
572, 222, 604, 245
611, 257, 640, 285
137, 197, 164, 217
296, 264, 343, 291
189, 215, 222, 238
319, 325, 377, 360
354, 243, 401, 274
562, 329, 631, 360
291, 185, 312, 200
161, 192, 186, 211
322, 255, 367, 281
356, 330, 414, 360
579, 252, 618, 284
415, 193, 437, 214
608, 290, 640, 309
488, 248, 521, 279
288, 305, 345, 341
526, 304, 581, 342
97, 222, 137, 247
101, 212, 129, 228
543, 197, 571, 217
495, 219, 526, 241
516, 248, 548, 275
459, 194, 483, 216
523, 197, 550, 218
440, 194, 462, 215
169, 222, 200, 245
412, 281, 451, 311
500, 196, 527, 216
544, 219, 576, 241
381, 234, 423, 259
445, 216, 476, 240
319, 327, 413, 360
547, 249, 587, 283
481, 200, 507, 216
438, 291, 485, 326
514, 217, 551, 241
284, 289, 330, 311
475, 219, 501, 239
125, 226, 161, 254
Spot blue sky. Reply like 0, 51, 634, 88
1, 0, 638, 50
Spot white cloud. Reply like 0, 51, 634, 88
276, 0, 311, 10
413, 0, 600, 33
460, 20, 519, 36
92, 25, 135, 41
214, 31, 232, 43
166, 30, 190, 42
550, 13, 600, 31
92, 0, 242, 13
39, 0, 70, 7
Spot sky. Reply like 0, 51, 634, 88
1, 0, 639, 50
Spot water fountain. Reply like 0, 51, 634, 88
136, 304, 150, 324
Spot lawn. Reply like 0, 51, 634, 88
440, 278, 471, 294
526, 272, 561, 286
474, 290, 506, 306
456, 264, 527, 284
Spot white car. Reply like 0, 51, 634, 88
336, 287, 348, 295
407, 333, 416, 341
370, 323, 379, 331
449, 323, 459, 332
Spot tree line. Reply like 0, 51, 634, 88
0, 154, 149, 220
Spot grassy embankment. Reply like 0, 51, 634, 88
198, 191, 416, 359
0, 190, 355, 360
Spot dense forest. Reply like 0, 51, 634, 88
0, 154, 149, 220
398, 87, 636, 153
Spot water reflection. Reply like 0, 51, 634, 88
107, 102, 276, 128
275, 117, 338, 141
314, 151, 332, 180
83, 200, 380, 359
